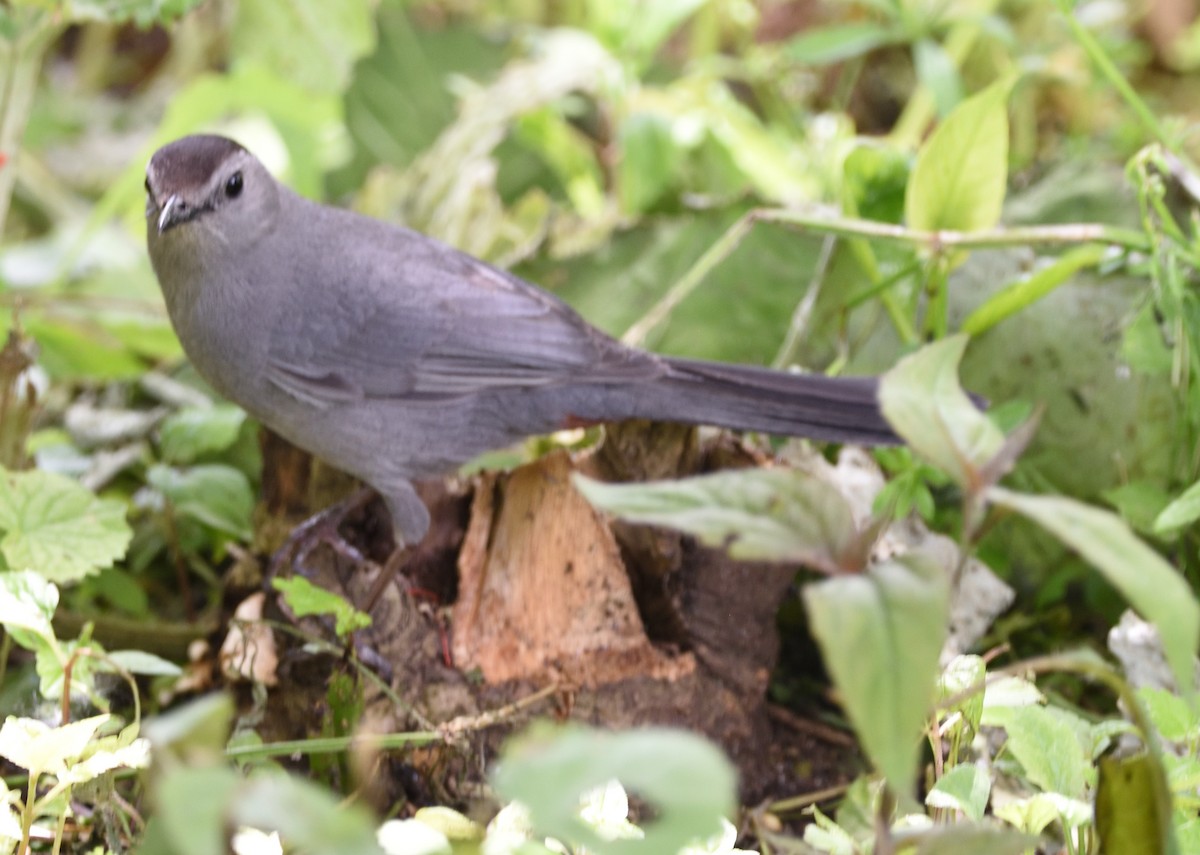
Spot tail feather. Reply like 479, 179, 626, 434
639, 356, 899, 445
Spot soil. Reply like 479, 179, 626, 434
243, 425, 863, 814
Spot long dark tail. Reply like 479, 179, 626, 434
637, 356, 899, 445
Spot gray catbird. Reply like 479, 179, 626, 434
145, 134, 898, 548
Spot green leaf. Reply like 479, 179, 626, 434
515, 107, 606, 217
1103, 480, 1173, 536
26, 315, 146, 381
879, 335, 1004, 488
1155, 478, 1200, 534
0, 714, 109, 777
0, 570, 58, 647
925, 764, 991, 820
272, 576, 372, 638
618, 112, 684, 214
0, 469, 131, 583
589, 0, 708, 68
785, 23, 897, 65
233, 772, 386, 855
147, 464, 254, 541
906, 77, 1014, 233
990, 487, 1200, 695
803, 553, 949, 792
1138, 687, 1200, 743
230, 0, 376, 95
573, 468, 860, 571
492, 724, 736, 855
912, 39, 963, 117
107, 650, 183, 677
63, 0, 203, 26
159, 405, 247, 465
984, 704, 1093, 797
961, 245, 1110, 334
1096, 752, 1176, 855
913, 825, 1040, 855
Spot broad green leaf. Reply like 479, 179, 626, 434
230, 0, 376, 95
156, 766, 242, 855
411, 806, 482, 841
961, 244, 1110, 334
233, 773, 385, 855
992, 792, 1091, 835
803, 553, 949, 791
925, 764, 990, 820
785, 23, 898, 65
159, 405, 247, 464
0, 714, 109, 776
983, 705, 1092, 797
1103, 480, 1173, 536
879, 335, 1004, 487
912, 825, 1040, 855
991, 487, 1200, 695
107, 650, 183, 677
493, 724, 735, 855
906, 77, 1014, 234
272, 576, 372, 638
0, 570, 57, 645
618, 112, 684, 214
147, 464, 254, 541
26, 315, 146, 381
1138, 687, 1200, 743
0, 469, 131, 583
1096, 752, 1176, 855
573, 468, 860, 571
1155, 478, 1200, 534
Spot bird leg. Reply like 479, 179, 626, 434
266, 486, 377, 584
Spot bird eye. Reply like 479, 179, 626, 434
225, 171, 243, 199
144, 176, 151, 196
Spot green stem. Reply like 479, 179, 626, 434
1058, 0, 1192, 169
224, 731, 441, 760
621, 207, 1148, 348
0, 12, 65, 241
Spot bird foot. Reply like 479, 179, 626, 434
266, 486, 378, 586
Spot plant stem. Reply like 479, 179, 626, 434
621, 206, 1149, 349
0, 11, 65, 241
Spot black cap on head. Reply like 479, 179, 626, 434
149, 134, 246, 193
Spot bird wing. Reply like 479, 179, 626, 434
263, 232, 661, 409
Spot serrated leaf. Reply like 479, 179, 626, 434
159, 405, 246, 464
493, 724, 735, 855
147, 464, 254, 540
983, 705, 1092, 797
990, 487, 1200, 695
573, 468, 860, 571
906, 77, 1014, 234
1138, 687, 1200, 742
880, 335, 1004, 488
0, 468, 131, 583
0, 714, 109, 776
803, 553, 949, 792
